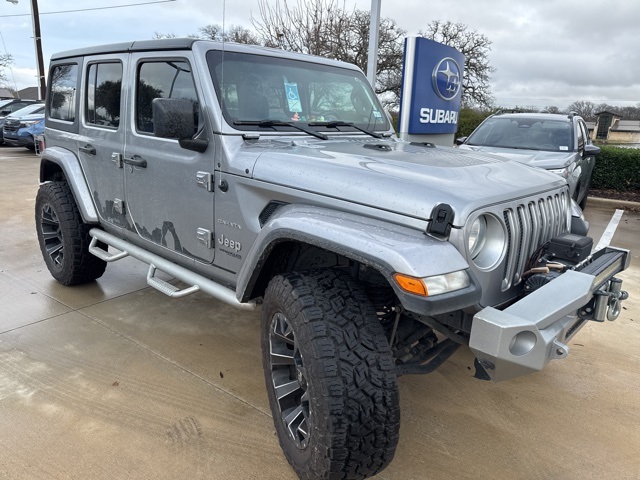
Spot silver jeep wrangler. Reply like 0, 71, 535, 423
36, 38, 629, 480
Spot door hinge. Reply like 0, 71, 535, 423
196, 171, 214, 192
114, 198, 126, 215
196, 228, 214, 249
111, 153, 123, 168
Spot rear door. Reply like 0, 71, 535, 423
123, 51, 215, 263
77, 55, 128, 229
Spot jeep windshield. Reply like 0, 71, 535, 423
466, 117, 574, 152
207, 50, 390, 135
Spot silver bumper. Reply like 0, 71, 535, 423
470, 247, 630, 382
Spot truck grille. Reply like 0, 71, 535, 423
502, 191, 568, 290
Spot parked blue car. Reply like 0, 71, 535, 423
2, 103, 45, 149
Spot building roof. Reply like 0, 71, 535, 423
595, 110, 622, 117
610, 120, 640, 132
0, 88, 15, 99
17, 87, 39, 100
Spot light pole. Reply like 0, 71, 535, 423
6, 0, 46, 100
366, 0, 381, 89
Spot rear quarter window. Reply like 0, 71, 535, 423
49, 63, 79, 122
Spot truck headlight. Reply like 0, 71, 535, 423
467, 214, 506, 269
548, 167, 570, 179
468, 216, 487, 259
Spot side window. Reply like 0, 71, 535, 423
9, 102, 28, 113
136, 60, 199, 134
576, 120, 585, 151
86, 62, 122, 128
49, 64, 78, 122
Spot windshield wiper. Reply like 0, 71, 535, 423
233, 120, 328, 140
307, 120, 383, 139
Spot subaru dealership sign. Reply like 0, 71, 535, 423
398, 37, 465, 138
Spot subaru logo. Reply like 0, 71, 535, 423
432, 57, 461, 101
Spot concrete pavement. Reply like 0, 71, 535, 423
1, 147, 639, 480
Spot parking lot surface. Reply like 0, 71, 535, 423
1, 147, 639, 480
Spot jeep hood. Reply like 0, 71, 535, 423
459, 144, 575, 170
250, 138, 568, 225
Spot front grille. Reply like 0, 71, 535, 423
502, 191, 568, 290
3, 120, 20, 132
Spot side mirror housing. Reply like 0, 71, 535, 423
455, 136, 467, 146
152, 98, 208, 153
584, 143, 600, 156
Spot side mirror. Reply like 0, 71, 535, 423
152, 98, 208, 153
584, 144, 600, 157
455, 136, 467, 145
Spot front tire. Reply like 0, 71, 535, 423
261, 269, 400, 480
35, 180, 107, 285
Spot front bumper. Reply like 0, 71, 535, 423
3, 130, 33, 147
469, 246, 630, 381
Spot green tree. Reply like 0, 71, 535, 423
95, 80, 122, 124
456, 107, 491, 138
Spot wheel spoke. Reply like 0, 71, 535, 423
297, 416, 309, 438
283, 405, 305, 438
40, 216, 59, 227
270, 351, 296, 366
46, 243, 63, 256
271, 330, 295, 347
275, 379, 301, 401
42, 230, 60, 241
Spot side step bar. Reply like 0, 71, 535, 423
88, 228, 257, 311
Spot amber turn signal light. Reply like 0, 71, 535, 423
393, 273, 428, 296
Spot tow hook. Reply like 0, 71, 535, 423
589, 277, 629, 322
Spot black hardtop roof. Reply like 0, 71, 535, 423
50, 38, 198, 61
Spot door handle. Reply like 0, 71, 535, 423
123, 155, 147, 168
79, 144, 96, 155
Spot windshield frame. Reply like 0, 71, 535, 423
466, 116, 575, 153
206, 49, 391, 136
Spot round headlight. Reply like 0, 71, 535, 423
466, 214, 506, 270
468, 216, 487, 259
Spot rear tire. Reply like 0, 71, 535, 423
35, 181, 107, 285
261, 269, 400, 480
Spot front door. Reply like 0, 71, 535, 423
123, 52, 215, 263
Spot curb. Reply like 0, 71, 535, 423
586, 196, 640, 210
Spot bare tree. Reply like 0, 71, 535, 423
0, 53, 13, 87
252, 0, 345, 55
566, 100, 598, 121
419, 21, 495, 108
197, 24, 260, 44
251, 0, 405, 105
154, 25, 259, 44
541, 105, 561, 114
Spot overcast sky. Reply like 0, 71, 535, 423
1, 0, 638, 109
